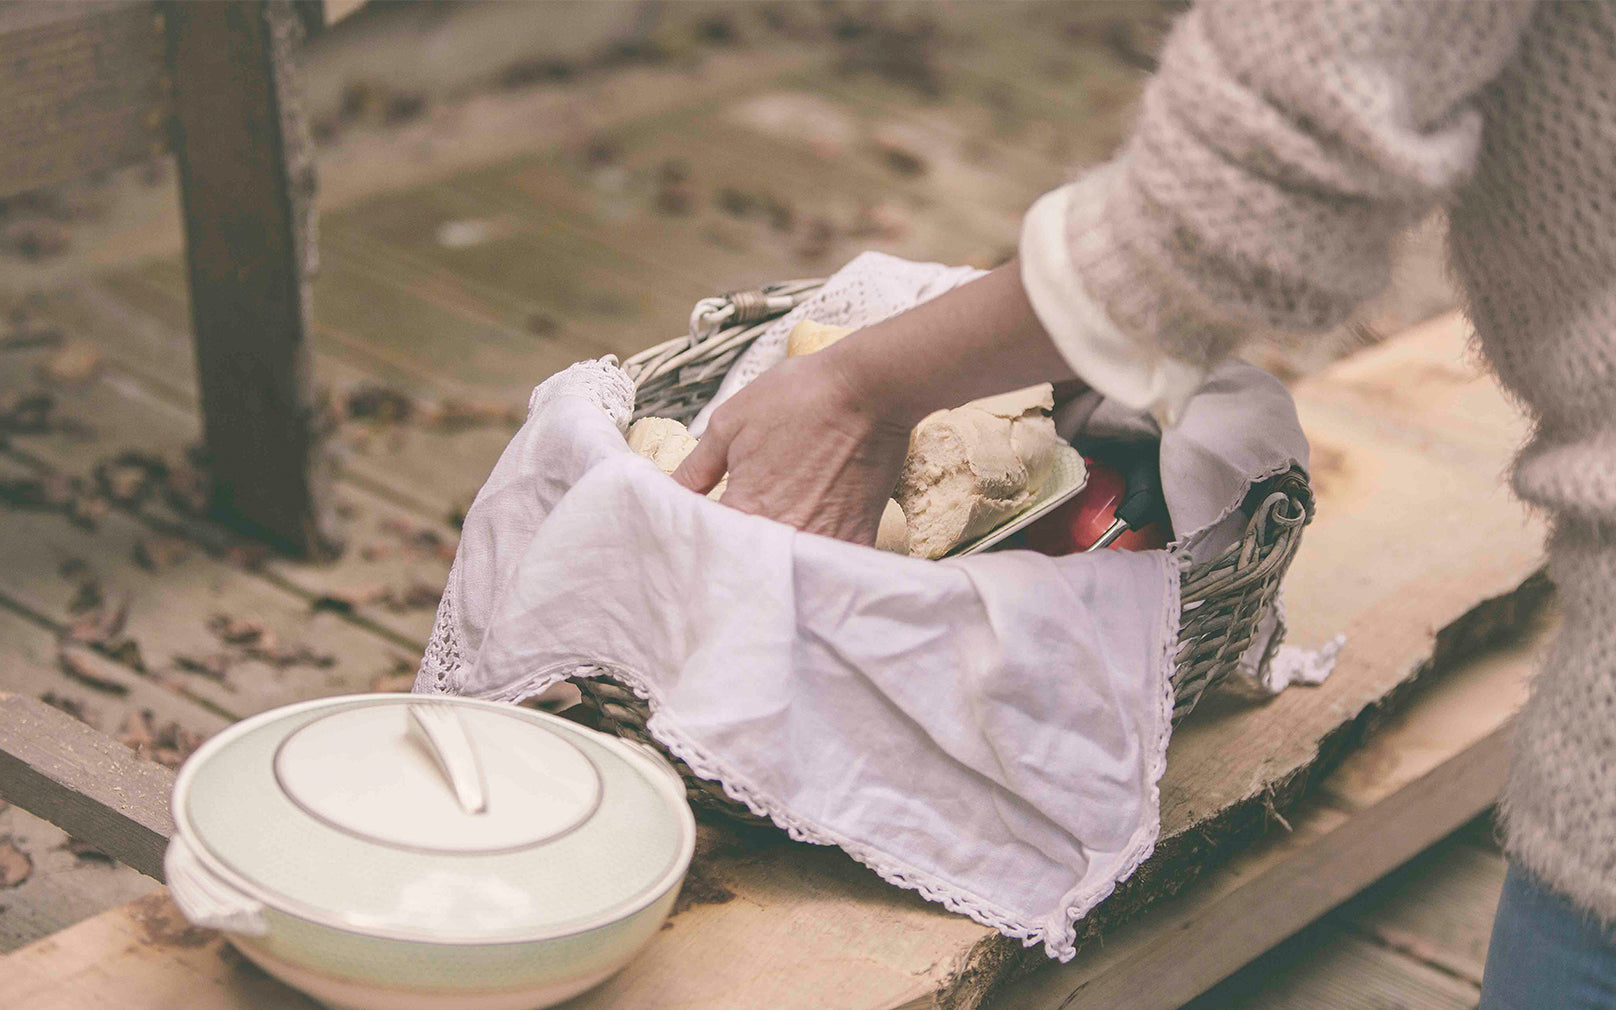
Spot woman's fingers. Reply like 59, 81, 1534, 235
671, 423, 730, 494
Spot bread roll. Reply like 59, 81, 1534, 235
787, 320, 853, 358
895, 384, 1058, 559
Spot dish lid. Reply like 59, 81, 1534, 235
171, 694, 694, 944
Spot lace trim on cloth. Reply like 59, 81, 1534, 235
454, 552, 1182, 962
528, 355, 636, 433
414, 357, 639, 697
415, 559, 466, 695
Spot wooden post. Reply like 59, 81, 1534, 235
163, 0, 336, 558
0, 693, 176, 882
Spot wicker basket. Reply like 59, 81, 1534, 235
587, 281, 1315, 822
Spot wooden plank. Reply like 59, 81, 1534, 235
0, 2, 169, 197
0, 693, 174, 881
0, 892, 322, 1010
980, 595, 1549, 1010
0, 604, 232, 747
0, 802, 160, 954
1339, 837, 1507, 986
164, 0, 335, 557
1181, 933, 1479, 1010
0, 586, 1545, 1010
0, 605, 226, 950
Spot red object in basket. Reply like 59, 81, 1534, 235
1023, 456, 1171, 555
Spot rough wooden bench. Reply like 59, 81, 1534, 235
0, 310, 1550, 1009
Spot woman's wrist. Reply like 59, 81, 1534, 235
814, 262, 1079, 431
815, 332, 931, 434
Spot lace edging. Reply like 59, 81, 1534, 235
464, 569, 1180, 963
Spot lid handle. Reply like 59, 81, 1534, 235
407, 703, 488, 815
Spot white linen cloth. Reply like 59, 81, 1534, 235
416, 254, 1325, 959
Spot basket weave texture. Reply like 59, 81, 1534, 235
590, 282, 1314, 822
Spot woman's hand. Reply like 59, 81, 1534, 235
672, 261, 1078, 544
672, 350, 912, 546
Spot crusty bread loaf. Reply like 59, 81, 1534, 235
895, 385, 1058, 559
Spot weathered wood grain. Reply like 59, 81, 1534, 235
0, 1, 169, 197
0, 693, 174, 881
0, 336, 452, 646
982, 599, 1548, 1010
164, 0, 335, 557
0, 455, 417, 718
0, 578, 1544, 1010
1182, 933, 1480, 1010
1339, 838, 1507, 987
0, 802, 161, 954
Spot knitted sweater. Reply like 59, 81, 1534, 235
1020, 1, 1616, 921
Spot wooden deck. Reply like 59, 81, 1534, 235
1188, 821, 1507, 1009
0, 5, 1542, 1009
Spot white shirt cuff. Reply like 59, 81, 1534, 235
1019, 174, 1206, 428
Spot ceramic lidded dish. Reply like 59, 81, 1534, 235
165, 694, 696, 1010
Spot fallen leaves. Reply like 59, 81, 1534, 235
0, 324, 63, 352
0, 472, 104, 528
60, 837, 116, 865
91, 449, 210, 516
117, 710, 204, 771
57, 647, 130, 695
311, 580, 442, 615
133, 533, 191, 572
0, 391, 57, 434
60, 590, 144, 681
39, 690, 95, 725
343, 384, 521, 433
188, 612, 335, 674
0, 836, 33, 888
40, 342, 102, 387
360, 516, 457, 563
369, 658, 417, 693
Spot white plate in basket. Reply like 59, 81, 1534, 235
951, 444, 1088, 557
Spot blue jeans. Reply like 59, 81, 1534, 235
1480, 863, 1616, 1009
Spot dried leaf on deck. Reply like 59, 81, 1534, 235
0, 325, 64, 352
93, 451, 167, 507
369, 658, 417, 693
63, 593, 131, 647
377, 516, 458, 562
161, 460, 211, 516
173, 652, 233, 682
66, 578, 103, 615
223, 542, 271, 571
60, 837, 116, 865
418, 399, 523, 433
206, 613, 276, 649
39, 690, 96, 726
250, 641, 335, 669
0, 836, 33, 888
0, 391, 58, 433
117, 710, 205, 771
133, 534, 191, 572
40, 343, 103, 387
57, 645, 131, 696
376, 580, 443, 612
345, 385, 416, 424
0, 473, 75, 510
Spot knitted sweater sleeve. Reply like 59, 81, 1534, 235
1021, 0, 1536, 422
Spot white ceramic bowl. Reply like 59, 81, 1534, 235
166, 694, 695, 1010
